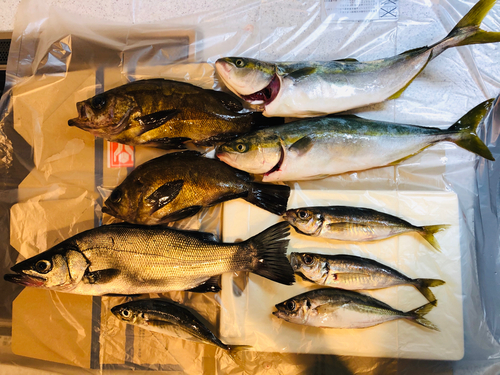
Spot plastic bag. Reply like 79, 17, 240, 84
1, 0, 499, 373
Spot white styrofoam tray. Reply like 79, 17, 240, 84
220, 189, 463, 360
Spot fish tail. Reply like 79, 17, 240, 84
406, 301, 440, 331
417, 224, 450, 251
246, 222, 295, 285
432, 0, 500, 57
224, 345, 252, 364
414, 278, 446, 303
246, 182, 290, 215
445, 99, 495, 161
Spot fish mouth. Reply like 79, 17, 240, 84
240, 74, 280, 106
68, 102, 89, 128
264, 142, 285, 176
102, 204, 118, 218
4, 272, 46, 287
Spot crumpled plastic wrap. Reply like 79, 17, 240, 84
0, 0, 499, 374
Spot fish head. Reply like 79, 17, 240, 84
111, 301, 150, 326
68, 91, 138, 139
215, 57, 280, 106
4, 246, 89, 292
283, 208, 323, 236
289, 252, 327, 283
102, 183, 138, 222
273, 296, 311, 325
216, 132, 283, 174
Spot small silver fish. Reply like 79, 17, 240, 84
216, 0, 500, 117
273, 288, 439, 330
283, 205, 449, 251
4, 222, 294, 295
112, 299, 250, 353
290, 252, 445, 302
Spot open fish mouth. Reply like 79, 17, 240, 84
68, 103, 89, 128
4, 272, 46, 287
240, 74, 280, 106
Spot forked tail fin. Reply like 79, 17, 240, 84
446, 99, 495, 161
414, 278, 446, 302
418, 224, 451, 251
406, 301, 440, 331
431, 0, 500, 57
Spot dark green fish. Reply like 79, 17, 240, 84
290, 252, 445, 302
112, 299, 249, 353
102, 151, 290, 225
68, 79, 282, 149
274, 288, 439, 330
216, 0, 500, 117
4, 222, 295, 295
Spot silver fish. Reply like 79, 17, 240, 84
290, 253, 445, 302
216, 100, 494, 181
4, 222, 294, 295
216, 0, 500, 117
112, 298, 249, 352
283, 206, 449, 251
273, 288, 439, 330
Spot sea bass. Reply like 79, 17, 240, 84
4, 222, 294, 295
290, 253, 445, 302
68, 79, 282, 148
216, 0, 500, 117
283, 206, 449, 251
273, 288, 439, 330
112, 299, 249, 352
102, 151, 290, 225
216, 100, 494, 181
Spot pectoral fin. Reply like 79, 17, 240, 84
146, 180, 184, 213
137, 109, 180, 134
289, 136, 315, 156
286, 67, 318, 80
85, 269, 121, 284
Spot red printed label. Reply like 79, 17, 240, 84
108, 142, 134, 168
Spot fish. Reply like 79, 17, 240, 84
283, 206, 449, 251
216, 100, 494, 181
102, 151, 290, 225
112, 298, 250, 353
215, 0, 500, 117
289, 252, 445, 302
3, 222, 295, 295
68, 79, 283, 149
273, 288, 439, 330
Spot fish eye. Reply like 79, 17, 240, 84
285, 300, 296, 311
35, 259, 52, 274
121, 309, 131, 318
236, 143, 247, 153
90, 95, 106, 110
297, 210, 310, 220
235, 59, 245, 67
109, 189, 122, 203
302, 254, 314, 265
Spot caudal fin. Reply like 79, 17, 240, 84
246, 222, 295, 285
431, 0, 500, 57
246, 182, 290, 215
406, 301, 440, 331
418, 224, 450, 251
446, 99, 495, 161
414, 278, 446, 302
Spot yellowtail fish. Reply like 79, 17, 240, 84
290, 253, 445, 302
274, 288, 439, 330
4, 222, 294, 295
283, 206, 449, 251
216, 0, 500, 117
216, 100, 494, 181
